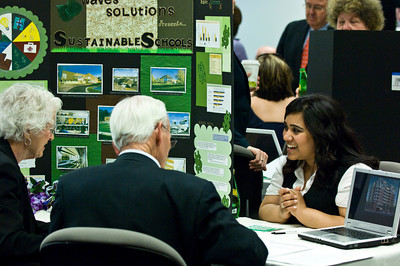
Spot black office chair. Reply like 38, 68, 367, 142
233, 144, 263, 219
40, 227, 187, 266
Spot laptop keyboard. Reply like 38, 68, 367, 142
323, 227, 381, 240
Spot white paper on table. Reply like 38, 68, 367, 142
267, 244, 372, 265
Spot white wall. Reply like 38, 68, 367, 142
235, 0, 306, 59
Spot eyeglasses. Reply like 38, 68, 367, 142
303, 3, 326, 12
46, 125, 56, 135
159, 124, 178, 149
170, 138, 177, 149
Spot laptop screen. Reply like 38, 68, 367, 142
245, 128, 282, 162
348, 170, 400, 227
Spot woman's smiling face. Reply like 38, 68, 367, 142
283, 112, 316, 165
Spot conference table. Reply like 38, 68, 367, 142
36, 210, 400, 265
237, 217, 400, 266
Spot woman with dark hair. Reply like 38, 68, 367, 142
259, 94, 378, 228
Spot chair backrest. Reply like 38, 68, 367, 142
379, 161, 400, 174
40, 227, 187, 266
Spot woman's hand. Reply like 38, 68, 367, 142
247, 146, 267, 171
279, 187, 300, 214
286, 186, 305, 217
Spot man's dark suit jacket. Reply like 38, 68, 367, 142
276, 19, 333, 92
277, 19, 310, 92
50, 152, 268, 266
0, 138, 49, 265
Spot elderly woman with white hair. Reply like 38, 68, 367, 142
0, 83, 62, 264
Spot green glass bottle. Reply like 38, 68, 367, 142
231, 169, 240, 218
299, 68, 307, 96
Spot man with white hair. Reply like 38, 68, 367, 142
50, 95, 268, 266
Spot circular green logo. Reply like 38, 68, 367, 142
0, 6, 47, 79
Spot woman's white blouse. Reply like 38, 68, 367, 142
264, 156, 371, 207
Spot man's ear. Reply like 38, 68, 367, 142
154, 122, 163, 146
112, 142, 121, 156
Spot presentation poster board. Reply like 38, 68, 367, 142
0, 0, 236, 209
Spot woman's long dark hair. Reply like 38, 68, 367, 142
282, 94, 379, 188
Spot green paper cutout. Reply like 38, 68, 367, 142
221, 24, 230, 49
51, 134, 101, 183
140, 55, 191, 113
204, 16, 231, 73
194, 150, 202, 174
56, 0, 82, 22
0, 6, 48, 79
194, 124, 232, 201
0, 80, 47, 93
222, 111, 231, 133
195, 52, 222, 107
221, 194, 229, 208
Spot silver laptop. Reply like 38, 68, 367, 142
246, 128, 282, 162
298, 168, 400, 249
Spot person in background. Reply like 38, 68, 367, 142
232, 0, 268, 171
277, 0, 332, 93
327, 0, 385, 30
0, 83, 62, 264
259, 94, 378, 228
255, 46, 277, 59
248, 53, 296, 147
50, 95, 268, 266
233, 4, 248, 62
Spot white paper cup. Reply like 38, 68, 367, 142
241, 59, 260, 89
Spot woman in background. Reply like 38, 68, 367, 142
248, 53, 295, 147
327, 0, 384, 30
0, 83, 62, 264
259, 94, 378, 228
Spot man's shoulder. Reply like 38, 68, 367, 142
58, 163, 107, 182
285, 19, 308, 30
160, 168, 210, 185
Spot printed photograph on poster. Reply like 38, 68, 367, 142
150, 67, 186, 93
57, 64, 103, 95
97, 105, 114, 142
167, 111, 190, 136
165, 157, 186, 172
56, 146, 88, 170
112, 68, 139, 92
55, 110, 90, 136
196, 20, 220, 48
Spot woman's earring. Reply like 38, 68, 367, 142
24, 138, 32, 146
